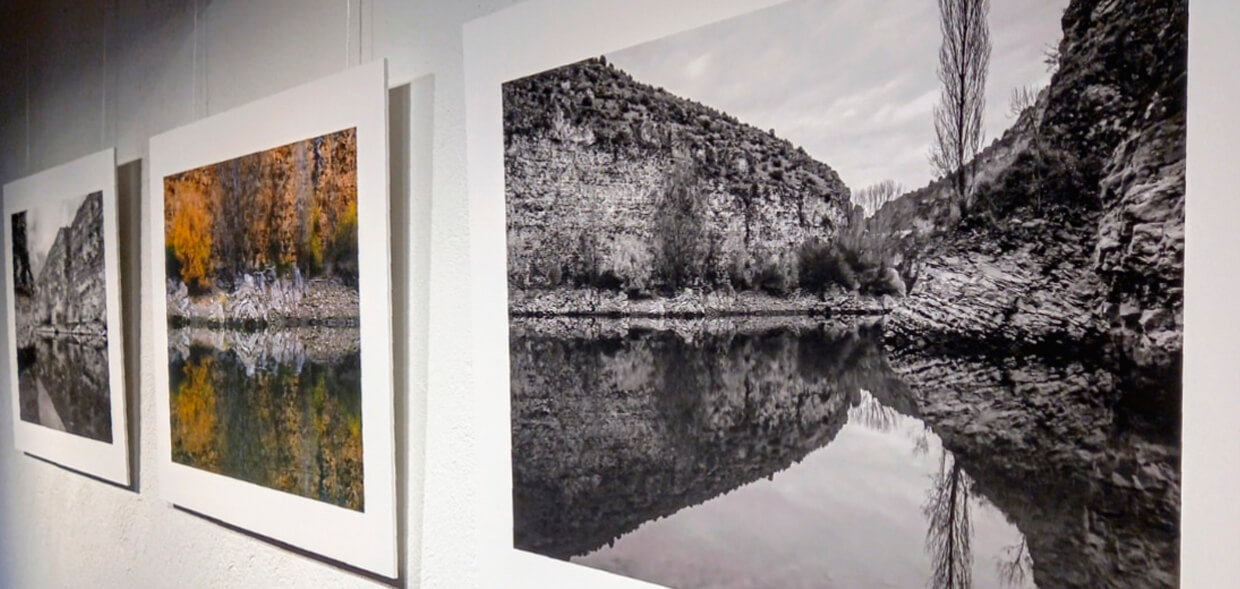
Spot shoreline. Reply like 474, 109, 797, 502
508, 288, 890, 318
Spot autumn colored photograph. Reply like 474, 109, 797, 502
164, 127, 364, 511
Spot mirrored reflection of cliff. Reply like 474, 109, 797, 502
167, 327, 364, 511
511, 318, 1179, 589
17, 337, 111, 442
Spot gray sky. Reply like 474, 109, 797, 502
23, 192, 88, 278
607, 0, 1068, 194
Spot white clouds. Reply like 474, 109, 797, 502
684, 53, 712, 79
606, 0, 1069, 192
23, 192, 87, 277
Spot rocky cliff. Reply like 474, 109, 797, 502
9, 211, 35, 296
27, 191, 108, 335
503, 58, 852, 294
881, 0, 1186, 422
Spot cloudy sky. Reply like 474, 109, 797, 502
607, 0, 1068, 194
23, 192, 88, 278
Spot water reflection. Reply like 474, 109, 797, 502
167, 327, 364, 511
511, 318, 1179, 588
17, 335, 112, 442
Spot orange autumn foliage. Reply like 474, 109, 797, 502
172, 356, 219, 465
163, 127, 359, 290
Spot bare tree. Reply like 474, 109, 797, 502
1007, 86, 1038, 122
853, 179, 905, 217
924, 451, 975, 589
930, 0, 992, 215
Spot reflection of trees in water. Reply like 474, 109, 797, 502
924, 451, 974, 589
17, 336, 112, 442
848, 388, 903, 433
511, 322, 907, 559
997, 539, 1033, 587
169, 342, 364, 510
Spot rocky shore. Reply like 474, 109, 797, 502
874, 0, 1186, 421
509, 287, 886, 319
166, 276, 359, 328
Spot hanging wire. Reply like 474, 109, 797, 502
101, 0, 110, 148
345, 0, 351, 69
192, 0, 198, 119
25, 34, 30, 172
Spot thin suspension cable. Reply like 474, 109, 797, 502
345, 0, 351, 69
101, 0, 109, 148
25, 35, 30, 172
192, 0, 198, 119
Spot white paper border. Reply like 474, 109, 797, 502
147, 61, 397, 578
3, 148, 130, 486
462, 1, 791, 586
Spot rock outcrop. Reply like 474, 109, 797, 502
26, 191, 108, 335
503, 57, 852, 293
9, 211, 34, 296
881, 0, 1186, 421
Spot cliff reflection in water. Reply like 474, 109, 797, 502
17, 336, 112, 442
511, 317, 1179, 589
168, 327, 364, 511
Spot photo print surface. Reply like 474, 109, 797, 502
504, 0, 1184, 587
163, 128, 363, 511
10, 192, 112, 442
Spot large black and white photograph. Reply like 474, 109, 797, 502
504, 0, 1184, 587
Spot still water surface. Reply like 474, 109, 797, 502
574, 390, 1033, 588
168, 327, 364, 510
511, 318, 1176, 588
17, 336, 112, 442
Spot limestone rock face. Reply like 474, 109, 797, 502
30, 191, 107, 335
880, 0, 1186, 419
503, 58, 852, 292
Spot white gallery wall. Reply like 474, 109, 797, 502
0, 1, 1237, 588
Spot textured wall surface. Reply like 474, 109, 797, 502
0, 1, 1237, 589
0, 1, 507, 587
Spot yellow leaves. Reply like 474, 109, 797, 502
172, 357, 218, 464
165, 171, 216, 289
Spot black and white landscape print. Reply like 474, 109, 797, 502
505, 0, 1184, 588
11, 191, 112, 443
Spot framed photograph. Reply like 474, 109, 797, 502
3, 148, 129, 486
465, 0, 1183, 587
148, 61, 396, 577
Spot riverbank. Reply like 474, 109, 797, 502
167, 276, 359, 327
509, 287, 887, 318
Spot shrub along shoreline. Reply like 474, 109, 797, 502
508, 288, 889, 319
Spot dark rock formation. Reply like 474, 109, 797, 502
880, 0, 1186, 423
9, 211, 34, 297
503, 57, 852, 293
511, 319, 915, 559
28, 191, 108, 335
889, 350, 1179, 588
17, 336, 112, 443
